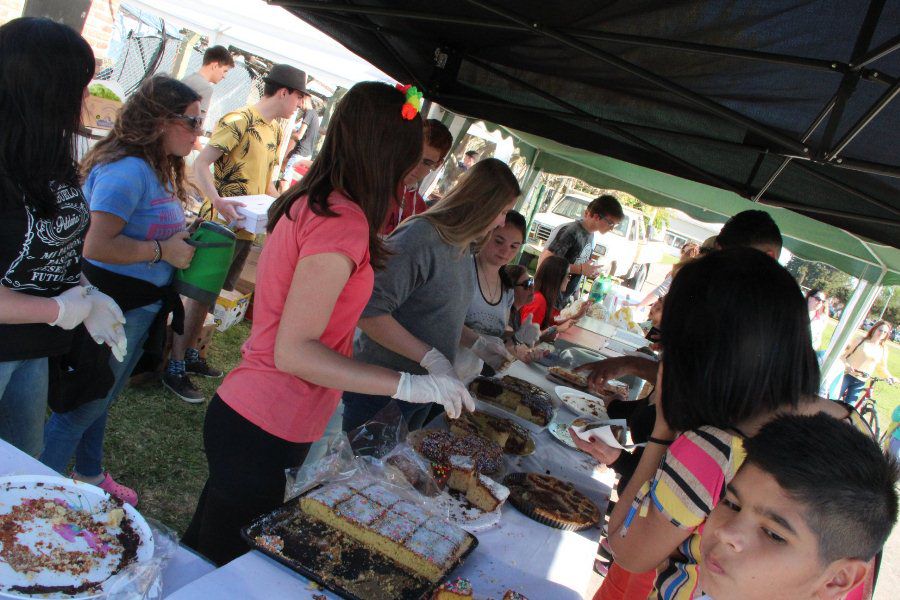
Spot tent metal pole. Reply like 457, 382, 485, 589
791, 162, 900, 217
820, 271, 885, 395
462, 0, 811, 156
277, 2, 897, 86
817, 0, 886, 156
452, 58, 749, 196
751, 96, 837, 202
826, 81, 900, 161
850, 33, 900, 71
827, 156, 900, 179
760, 200, 900, 226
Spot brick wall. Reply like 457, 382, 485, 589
81, 0, 121, 60
0, 0, 26, 25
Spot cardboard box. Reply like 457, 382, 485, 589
233, 195, 277, 234
235, 243, 262, 295
213, 289, 252, 332
82, 95, 121, 130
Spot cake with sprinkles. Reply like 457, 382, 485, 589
416, 429, 503, 474
300, 481, 474, 582
433, 577, 473, 599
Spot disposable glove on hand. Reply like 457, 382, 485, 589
392, 372, 475, 419
419, 347, 457, 378
513, 314, 541, 347
472, 335, 515, 371
84, 289, 128, 362
48, 286, 93, 330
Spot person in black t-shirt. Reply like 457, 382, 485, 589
0, 18, 124, 456
539, 194, 623, 304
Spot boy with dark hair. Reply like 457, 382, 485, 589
167, 64, 308, 403
180, 45, 235, 118
716, 209, 783, 259
540, 193, 624, 303
699, 413, 898, 600
382, 119, 453, 234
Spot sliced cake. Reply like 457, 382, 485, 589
465, 473, 510, 512
300, 481, 474, 582
433, 577, 474, 599
446, 455, 475, 492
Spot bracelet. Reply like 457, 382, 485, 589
151, 240, 162, 264
648, 436, 673, 446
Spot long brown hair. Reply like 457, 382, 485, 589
81, 76, 200, 204
406, 158, 520, 250
863, 320, 893, 346
533, 255, 570, 328
267, 81, 422, 268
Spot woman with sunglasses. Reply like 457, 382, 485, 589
41, 76, 199, 504
839, 320, 896, 406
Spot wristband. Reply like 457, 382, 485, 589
151, 240, 162, 264
648, 436, 673, 446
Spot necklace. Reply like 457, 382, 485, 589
475, 255, 501, 304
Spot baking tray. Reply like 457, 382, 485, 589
241, 487, 479, 600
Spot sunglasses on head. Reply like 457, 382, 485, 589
813, 295, 826, 302
516, 277, 534, 290
173, 114, 204, 131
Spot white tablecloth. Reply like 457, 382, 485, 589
169, 360, 616, 599
0, 440, 216, 597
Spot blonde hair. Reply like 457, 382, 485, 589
405, 158, 520, 249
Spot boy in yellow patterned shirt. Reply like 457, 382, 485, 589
165, 64, 308, 403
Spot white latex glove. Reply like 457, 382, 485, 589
392, 372, 475, 419
472, 335, 515, 371
419, 347, 457, 378
48, 286, 93, 330
513, 314, 541, 347
84, 288, 128, 362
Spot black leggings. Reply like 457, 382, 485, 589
182, 395, 311, 565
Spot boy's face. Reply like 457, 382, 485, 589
584, 210, 619, 234
700, 464, 866, 600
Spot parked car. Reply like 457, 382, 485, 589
523, 192, 667, 290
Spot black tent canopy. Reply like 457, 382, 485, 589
274, 0, 899, 248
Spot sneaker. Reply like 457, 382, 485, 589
162, 372, 205, 403
93, 472, 138, 506
185, 355, 224, 379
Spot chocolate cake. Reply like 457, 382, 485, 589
469, 376, 554, 426
416, 430, 504, 474
449, 411, 534, 455
503, 473, 601, 531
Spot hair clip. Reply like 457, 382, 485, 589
396, 84, 423, 120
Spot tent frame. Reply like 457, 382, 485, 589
276, 0, 900, 200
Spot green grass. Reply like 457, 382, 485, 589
102, 322, 251, 535
821, 319, 899, 431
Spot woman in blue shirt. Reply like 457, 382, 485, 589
41, 76, 199, 505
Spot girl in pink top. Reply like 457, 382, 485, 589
183, 82, 473, 565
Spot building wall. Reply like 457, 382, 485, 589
0, 0, 26, 25
0, 0, 121, 61
81, 0, 121, 60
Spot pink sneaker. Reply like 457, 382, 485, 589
96, 472, 138, 507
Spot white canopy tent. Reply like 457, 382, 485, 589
125, 0, 393, 90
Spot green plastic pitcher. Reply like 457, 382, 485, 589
174, 221, 237, 305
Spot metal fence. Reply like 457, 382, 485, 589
95, 14, 265, 129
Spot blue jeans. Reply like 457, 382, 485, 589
341, 392, 432, 433
0, 358, 49, 457
41, 305, 159, 477
839, 373, 866, 406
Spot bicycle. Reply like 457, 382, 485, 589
843, 376, 895, 442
